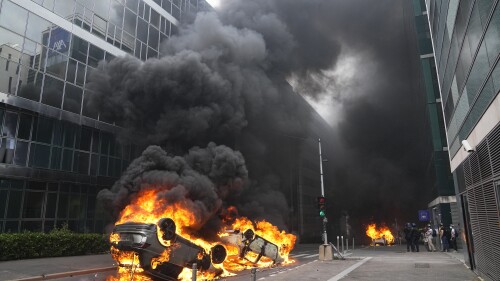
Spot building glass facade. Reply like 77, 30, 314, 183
426, 0, 499, 280
0, 0, 209, 233
412, 0, 458, 239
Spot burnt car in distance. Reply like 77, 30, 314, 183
221, 229, 284, 264
110, 218, 227, 280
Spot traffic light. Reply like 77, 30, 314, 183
317, 196, 326, 217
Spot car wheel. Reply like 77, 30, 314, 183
158, 218, 176, 241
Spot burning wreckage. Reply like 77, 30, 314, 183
103, 145, 296, 280
110, 218, 227, 280
110, 216, 292, 280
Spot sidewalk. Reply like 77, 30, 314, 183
0, 254, 115, 280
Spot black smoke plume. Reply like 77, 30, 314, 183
93, 0, 434, 240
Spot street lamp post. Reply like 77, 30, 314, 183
318, 138, 335, 260
318, 138, 328, 245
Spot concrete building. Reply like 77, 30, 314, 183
425, 0, 500, 280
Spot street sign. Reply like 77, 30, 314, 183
418, 210, 430, 222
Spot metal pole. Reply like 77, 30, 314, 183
192, 263, 197, 281
353, 237, 355, 250
346, 237, 349, 251
318, 139, 328, 244
251, 268, 257, 281
341, 235, 344, 253
337, 236, 340, 253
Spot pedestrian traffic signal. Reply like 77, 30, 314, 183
317, 196, 326, 217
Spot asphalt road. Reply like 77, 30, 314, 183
3, 244, 478, 281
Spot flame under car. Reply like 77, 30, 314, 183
111, 218, 227, 280
222, 229, 284, 264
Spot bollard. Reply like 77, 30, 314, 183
251, 268, 257, 281
353, 237, 355, 250
192, 263, 197, 281
337, 236, 340, 255
341, 236, 344, 253
346, 238, 349, 251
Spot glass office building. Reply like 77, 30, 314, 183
411, 0, 458, 239
0, 0, 210, 233
426, 0, 499, 279
0, 0, 334, 243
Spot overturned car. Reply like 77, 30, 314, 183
110, 218, 227, 280
221, 229, 284, 265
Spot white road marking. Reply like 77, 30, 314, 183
303, 254, 319, 258
291, 254, 309, 257
327, 257, 373, 281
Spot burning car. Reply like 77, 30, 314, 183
372, 236, 387, 246
110, 218, 227, 280
221, 229, 284, 265
366, 224, 394, 246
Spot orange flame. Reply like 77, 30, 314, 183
109, 186, 296, 280
365, 223, 394, 244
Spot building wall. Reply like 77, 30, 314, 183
411, 0, 457, 235
426, 0, 499, 280
0, 0, 208, 233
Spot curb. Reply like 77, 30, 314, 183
8, 266, 116, 281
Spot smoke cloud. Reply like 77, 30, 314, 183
93, 0, 435, 239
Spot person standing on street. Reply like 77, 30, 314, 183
410, 223, 420, 252
404, 223, 412, 252
439, 223, 449, 252
450, 224, 458, 252
424, 224, 436, 252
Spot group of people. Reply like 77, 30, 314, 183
404, 223, 459, 252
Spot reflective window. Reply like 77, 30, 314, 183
99, 155, 108, 175
484, 6, 500, 66
127, 0, 139, 12
17, 114, 32, 140
94, 0, 111, 19
62, 149, 73, 171
45, 193, 57, 218
63, 83, 83, 114
123, 8, 137, 35
31, 143, 50, 168
493, 61, 500, 93
478, 0, 495, 29
6, 190, 22, 218
467, 3, 483, 58
0, 1, 28, 36
0, 190, 7, 219
3, 111, 18, 138
88, 44, 104, 67
74, 151, 89, 174
13, 140, 29, 166
90, 153, 98, 175
42, 75, 64, 108
51, 147, 62, 169
35, 117, 53, 144
53, 0, 77, 19
57, 193, 68, 219
63, 123, 76, 148
23, 191, 44, 218
465, 42, 490, 103
25, 12, 52, 46
80, 126, 92, 151
17, 68, 43, 102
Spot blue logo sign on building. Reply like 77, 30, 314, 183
418, 210, 430, 222
48, 27, 70, 56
